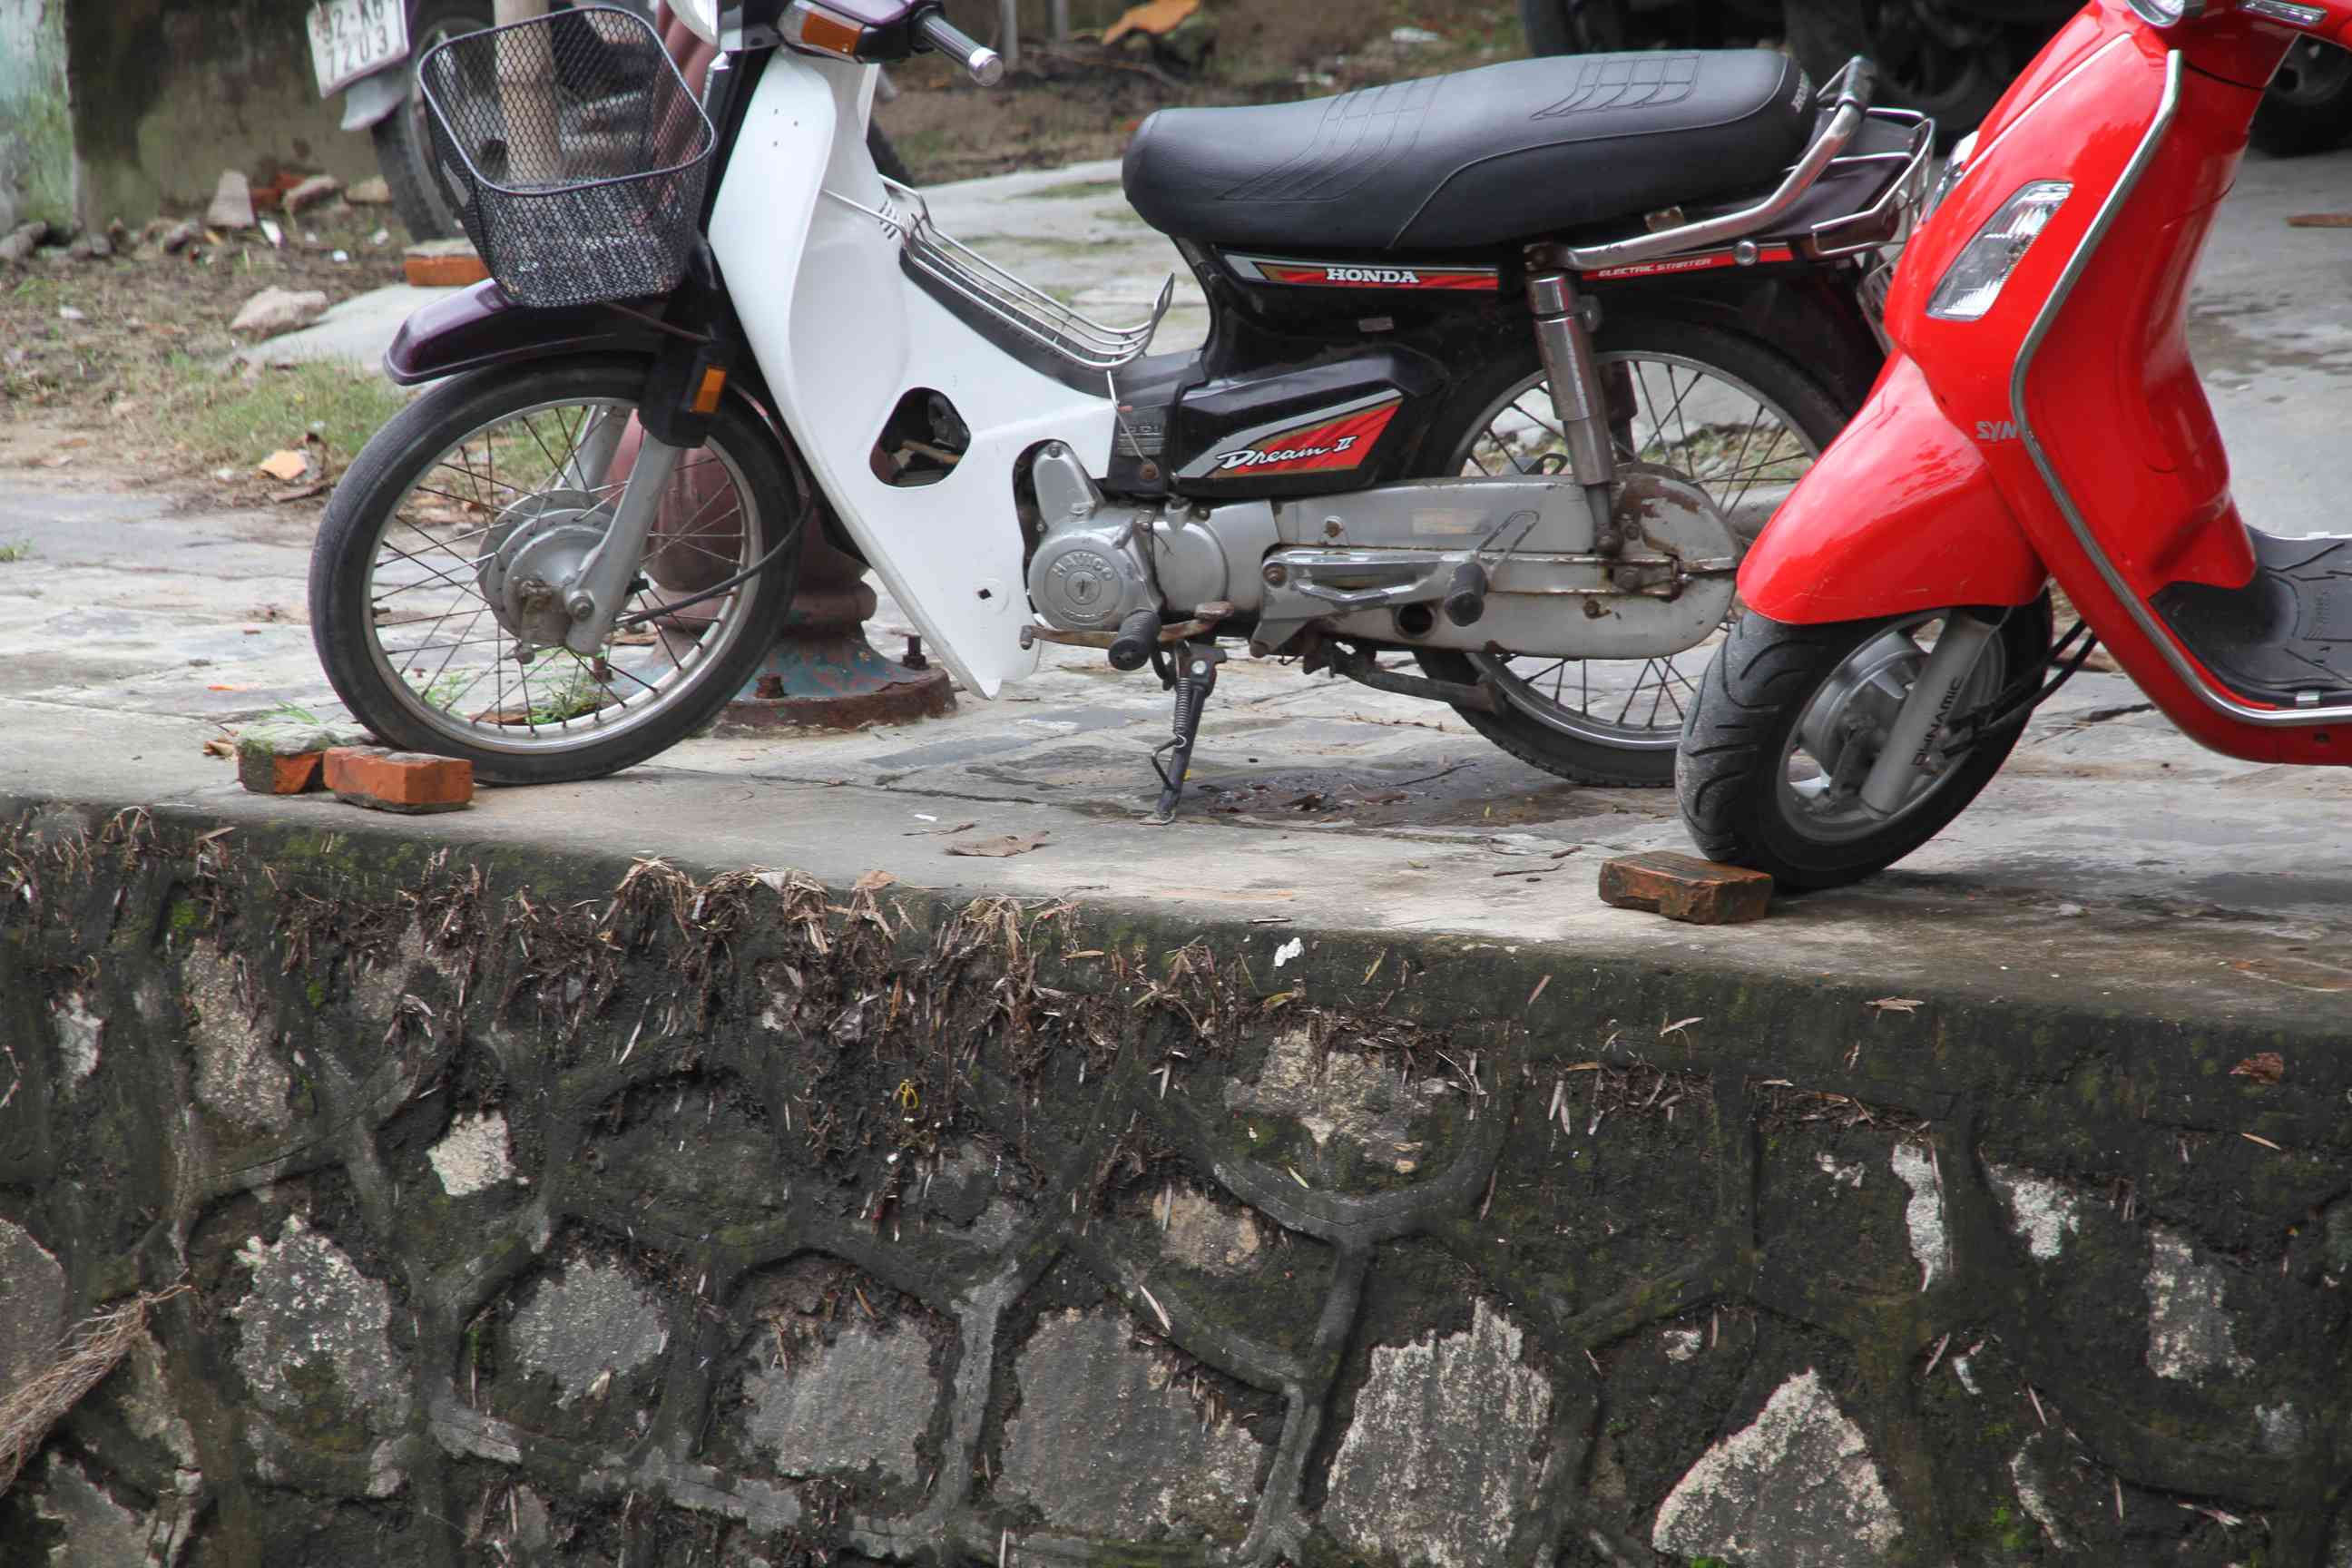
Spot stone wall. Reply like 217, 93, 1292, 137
2, 801, 2350, 1566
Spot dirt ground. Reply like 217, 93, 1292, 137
877, 0, 1544, 183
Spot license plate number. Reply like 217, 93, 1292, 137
309, 0, 409, 97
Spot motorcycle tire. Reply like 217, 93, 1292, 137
370, 0, 496, 242
310, 357, 803, 785
1781, 0, 2008, 145
1675, 599, 2052, 888
867, 122, 916, 186
2250, 38, 2352, 157
1409, 316, 1852, 789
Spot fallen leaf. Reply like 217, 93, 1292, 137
1659, 1016, 1702, 1039
2287, 211, 2352, 227
852, 869, 898, 894
2229, 1052, 2285, 1085
1103, 0, 1200, 45
1525, 974, 1552, 1008
257, 448, 310, 483
270, 479, 331, 503
1867, 996, 1925, 1015
946, 832, 1050, 858
2241, 1132, 2283, 1152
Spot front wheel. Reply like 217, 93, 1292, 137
309, 358, 803, 784
1675, 601, 2051, 888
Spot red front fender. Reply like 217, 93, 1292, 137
1738, 353, 2048, 623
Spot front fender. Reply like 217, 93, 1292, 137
1738, 351, 2048, 623
339, 64, 410, 132
384, 280, 671, 386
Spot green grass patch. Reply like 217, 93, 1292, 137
0, 541, 32, 564
165, 357, 410, 470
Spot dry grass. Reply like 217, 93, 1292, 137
0, 1283, 191, 1496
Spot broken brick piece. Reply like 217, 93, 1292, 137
324, 747, 474, 814
403, 239, 490, 289
1598, 850, 1772, 926
239, 750, 324, 796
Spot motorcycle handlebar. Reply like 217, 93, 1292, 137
916, 9, 1004, 86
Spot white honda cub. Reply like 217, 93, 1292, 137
309, 0, 1926, 815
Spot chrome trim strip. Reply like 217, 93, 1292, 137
2011, 50, 2351, 725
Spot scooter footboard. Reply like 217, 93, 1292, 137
1738, 352, 2047, 623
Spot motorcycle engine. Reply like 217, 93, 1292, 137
1026, 518, 1158, 632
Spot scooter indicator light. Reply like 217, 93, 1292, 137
1926, 181, 2073, 322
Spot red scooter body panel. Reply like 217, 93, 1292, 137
1739, 0, 2351, 767
1737, 352, 2045, 622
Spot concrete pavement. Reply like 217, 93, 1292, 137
4, 146, 2350, 1029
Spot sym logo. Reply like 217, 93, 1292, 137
1326, 267, 1420, 285
1975, 420, 2021, 443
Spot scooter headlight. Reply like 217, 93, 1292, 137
1926, 180, 2072, 321
672, 0, 721, 44
2125, 0, 2204, 24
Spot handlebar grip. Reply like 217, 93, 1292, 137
1107, 608, 1162, 671
1442, 562, 1488, 628
915, 9, 1004, 85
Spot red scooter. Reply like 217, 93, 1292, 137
1676, 0, 2352, 887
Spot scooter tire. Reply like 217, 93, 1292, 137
1675, 602, 2049, 889
309, 358, 803, 785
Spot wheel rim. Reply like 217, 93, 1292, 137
360, 396, 771, 758
1774, 612, 2010, 845
1446, 352, 1825, 751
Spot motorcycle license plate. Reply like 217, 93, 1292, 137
308, 0, 408, 98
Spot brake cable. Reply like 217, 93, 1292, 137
1938, 619, 2100, 757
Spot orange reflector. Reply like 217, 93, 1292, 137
691, 366, 728, 415
794, 7, 866, 57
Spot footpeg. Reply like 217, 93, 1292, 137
1443, 562, 1488, 627
1108, 608, 1161, 671
1149, 640, 1224, 822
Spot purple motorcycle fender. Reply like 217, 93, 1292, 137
384, 280, 671, 387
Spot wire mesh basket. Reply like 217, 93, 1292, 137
419, 6, 714, 309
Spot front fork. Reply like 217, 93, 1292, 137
1524, 248, 1622, 552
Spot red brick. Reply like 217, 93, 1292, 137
324, 747, 474, 814
239, 750, 324, 796
1597, 850, 1773, 926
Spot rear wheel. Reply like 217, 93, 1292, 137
1782, 0, 2014, 144
1410, 317, 1849, 787
309, 358, 803, 783
1676, 600, 2051, 888
2252, 38, 2352, 158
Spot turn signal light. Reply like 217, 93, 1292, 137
1926, 181, 2072, 322
783, 2, 870, 59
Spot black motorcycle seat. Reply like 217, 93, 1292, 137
1122, 50, 1815, 253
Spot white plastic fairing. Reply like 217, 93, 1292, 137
708, 53, 1114, 695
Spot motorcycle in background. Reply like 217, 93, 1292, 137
1675, 0, 2352, 887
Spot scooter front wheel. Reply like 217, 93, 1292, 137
1675, 602, 2050, 889
309, 358, 803, 784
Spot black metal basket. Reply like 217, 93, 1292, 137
418, 6, 714, 310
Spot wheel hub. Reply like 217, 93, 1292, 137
476, 490, 611, 651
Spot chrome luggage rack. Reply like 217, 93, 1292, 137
828, 178, 1173, 372
1563, 56, 1936, 272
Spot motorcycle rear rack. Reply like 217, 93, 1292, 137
828, 178, 1172, 373
1562, 55, 1934, 272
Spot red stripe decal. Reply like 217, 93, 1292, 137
1582, 245, 1798, 282
1210, 398, 1402, 475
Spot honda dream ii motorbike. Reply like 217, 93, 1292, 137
1677, 0, 2352, 886
307, 0, 1933, 814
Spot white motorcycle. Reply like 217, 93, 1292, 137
308, 0, 1927, 816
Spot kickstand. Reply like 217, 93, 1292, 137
1149, 641, 1224, 822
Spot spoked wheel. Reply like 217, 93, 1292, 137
309, 358, 802, 783
1413, 317, 1848, 787
1676, 601, 2053, 888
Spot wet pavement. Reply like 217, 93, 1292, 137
4, 144, 2350, 1001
